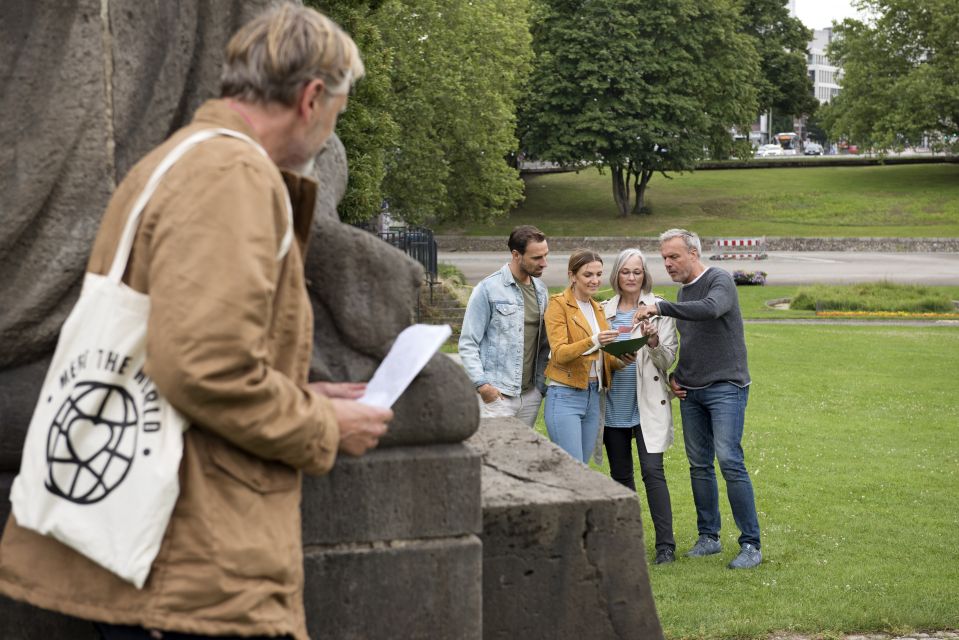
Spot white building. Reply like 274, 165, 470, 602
808, 28, 841, 104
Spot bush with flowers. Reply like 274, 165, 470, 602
732, 270, 767, 286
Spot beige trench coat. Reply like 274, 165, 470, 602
0, 100, 339, 640
603, 293, 678, 453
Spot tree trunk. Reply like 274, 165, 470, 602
611, 166, 629, 217
630, 169, 654, 215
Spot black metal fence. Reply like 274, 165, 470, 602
355, 223, 439, 301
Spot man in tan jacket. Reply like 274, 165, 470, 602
0, 5, 391, 639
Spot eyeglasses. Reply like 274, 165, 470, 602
619, 269, 644, 279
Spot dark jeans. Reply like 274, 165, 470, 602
95, 623, 293, 640
680, 382, 761, 548
603, 426, 675, 552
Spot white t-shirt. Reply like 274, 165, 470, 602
577, 300, 602, 382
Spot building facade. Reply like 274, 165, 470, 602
808, 28, 841, 104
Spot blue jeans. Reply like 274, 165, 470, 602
680, 382, 761, 548
545, 382, 601, 463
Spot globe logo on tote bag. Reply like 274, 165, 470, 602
45, 381, 140, 504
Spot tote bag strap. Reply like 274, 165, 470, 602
107, 127, 295, 284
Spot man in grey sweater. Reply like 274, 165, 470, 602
636, 228, 762, 569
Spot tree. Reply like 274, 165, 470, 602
308, 1, 399, 224
520, 0, 760, 216
823, 0, 959, 152
309, 1, 533, 225
374, 0, 532, 225
739, 0, 818, 120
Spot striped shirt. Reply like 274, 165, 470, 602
604, 309, 640, 428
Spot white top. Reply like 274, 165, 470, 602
577, 300, 602, 381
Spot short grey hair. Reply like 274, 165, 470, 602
220, 3, 364, 107
609, 248, 653, 296
659, 228, 701, 255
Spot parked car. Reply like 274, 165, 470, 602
755, 144, 784, 157
803, 142, 824, 156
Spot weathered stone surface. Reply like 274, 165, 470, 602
0, 0, 114, 370
0, 0, 271, 434
305, 215, 479, 446
302, 443, 481, 545
310, 133, 350, 221
0, 358, 48, 472
1, 472, 12, 534
469, 417, 664, 640
303, 535, 482, 640
108, 1, 270, 179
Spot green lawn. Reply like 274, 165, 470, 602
554, 284, 959, 320
530, 324, 959, 638
435, 163, 959, 238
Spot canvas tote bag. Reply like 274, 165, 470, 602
10, 127, 292, 588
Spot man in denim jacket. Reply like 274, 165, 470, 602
459, 226, 550, 426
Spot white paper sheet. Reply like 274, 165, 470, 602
358, 324, 452, 409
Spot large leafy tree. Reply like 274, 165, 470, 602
374, 0, 532, 225
310, 0, 532, 225
823, 0, 959, 151
308, 1, 399, 224
521, 0, 760, 216
740, 0, 817, 120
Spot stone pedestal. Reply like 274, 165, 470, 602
469, 417, 665, 640
301, 444, 482, 639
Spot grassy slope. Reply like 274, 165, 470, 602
530, 324, 959, 638
436, 164, 959, 238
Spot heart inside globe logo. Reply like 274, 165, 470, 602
45, 381, 139, 504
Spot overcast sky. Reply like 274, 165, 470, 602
794, 0, 866, 30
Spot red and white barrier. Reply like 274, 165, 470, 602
710, 237, 768, 260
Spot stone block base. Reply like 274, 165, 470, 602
304, 535, 482, 639
469, 417, 664, 640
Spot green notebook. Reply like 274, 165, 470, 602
600, 335, 649, 357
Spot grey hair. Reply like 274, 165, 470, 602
659, 228, 701, 255
609, 248, 652, 296
220, 3, 364, 107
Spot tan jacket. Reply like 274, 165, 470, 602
0, 100, 339, 640
603, 293, 678, 453
544, 287, 622, 389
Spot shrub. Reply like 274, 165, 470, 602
790, 281, 956, 312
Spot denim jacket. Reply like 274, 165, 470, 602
458, 264, 550, 396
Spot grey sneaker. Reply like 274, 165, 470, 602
728, 543, 762, 569
685, 535, 722, 557
654, 548, 675, 565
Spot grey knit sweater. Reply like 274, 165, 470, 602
657, 267, 751, 388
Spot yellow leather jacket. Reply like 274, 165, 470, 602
544, 287, 623, 389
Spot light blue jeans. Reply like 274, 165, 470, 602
680, 382, 761, 548
544, 382, 601, 463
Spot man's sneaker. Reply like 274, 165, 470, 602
685, 535, 722, 557
728, 543, 762, 569
654, 548, 675, 565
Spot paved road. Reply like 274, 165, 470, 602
438, 251, 959, 287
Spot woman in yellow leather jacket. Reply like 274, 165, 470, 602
543, 249, 633, 462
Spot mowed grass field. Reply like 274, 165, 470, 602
530, 322, 959, 639
435, 163, 959, 238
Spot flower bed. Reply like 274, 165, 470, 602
733, 270, 767, 286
